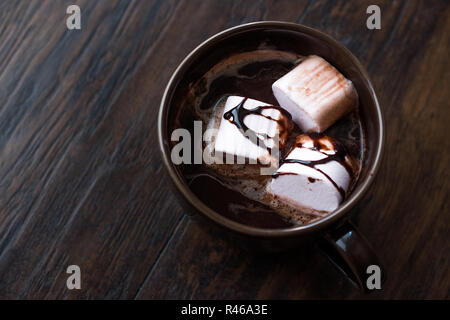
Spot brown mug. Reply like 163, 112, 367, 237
158, 21, 385, 291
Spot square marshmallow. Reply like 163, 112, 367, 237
272, 55, 358, 133
213, 96, 286, 165
267, 135, 352, 214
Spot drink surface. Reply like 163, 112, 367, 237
174, 50, 365, 228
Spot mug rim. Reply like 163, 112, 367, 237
158, 21, 384, 238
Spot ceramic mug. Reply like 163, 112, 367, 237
158, 21, 385, 291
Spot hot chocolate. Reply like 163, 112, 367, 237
172, 49, 365, 228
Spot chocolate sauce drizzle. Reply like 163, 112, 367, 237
223, 97, 293, 149
275, 133, 354, 200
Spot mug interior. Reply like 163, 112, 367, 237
158, 22, 383, 237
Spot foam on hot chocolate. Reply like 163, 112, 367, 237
187, 50, 303, 122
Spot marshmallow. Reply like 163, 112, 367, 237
272, 55, 358, 133
267, 134, 353, 215
213, 96, 290, 165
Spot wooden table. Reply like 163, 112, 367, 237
0, 0, 448, 299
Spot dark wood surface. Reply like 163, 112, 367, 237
0, 0, 448, 299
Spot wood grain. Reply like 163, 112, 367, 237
0, 0, 448, 299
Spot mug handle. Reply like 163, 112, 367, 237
318, 220, 386, 292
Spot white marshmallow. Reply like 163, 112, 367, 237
267, 135, 352, 215
272, 55, 358, 133
213, 96, 285, 165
